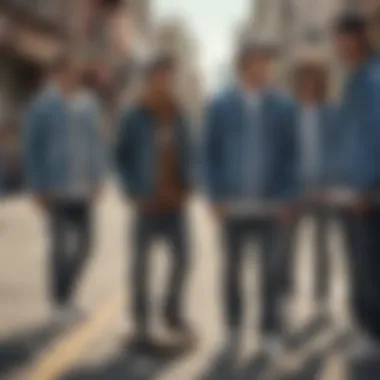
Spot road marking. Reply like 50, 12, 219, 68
321, 353, 347, 380
28, 292, 123, 380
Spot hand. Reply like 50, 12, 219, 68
277, 204, 295, 225
33, 194, 50, 210
350, 196, 370, 217
91, 187, 103, 201
211, 204, 227, 222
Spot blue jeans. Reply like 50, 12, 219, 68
48, 200, 93, 306
222, 218, 283, 334
340, 207, 380, 341
131, 212, 189, 332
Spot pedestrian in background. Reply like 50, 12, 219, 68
331, 13, 380, 358
203, 41, 298, 358
282, 59, 339, 318
24, 56, 105, 322
115, 53, 194, 352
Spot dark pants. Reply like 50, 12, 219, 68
131, 212, 189, 333
282, 207, 330, 301
49, 200, 92, 307
222, 218, 283, 334
341, 207, 380, 341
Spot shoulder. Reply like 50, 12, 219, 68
269, 89, 296, 111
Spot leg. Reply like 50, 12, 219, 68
222, 221, 245, 333
258, 220, 283, 335
355, 209, 380, 341
314, 209, 330, 302
340, 211, 372, 332
162, 213, 190, 328
131, 214, 154, 335
49, 202, 71, 307
66, 202, 93, 304
280, 215, 300, 298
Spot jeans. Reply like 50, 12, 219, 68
48, 200, 92, 306
131, 212, 189, 333
282, 207, 331, 301
222, 218, 283, 334
340, 207, 380, 341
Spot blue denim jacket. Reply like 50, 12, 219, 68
202, 87, 299, 203
115, 105, 192, 198
23, 88, 105, 195
336, 57, 380, 191
296, 103, 340, 190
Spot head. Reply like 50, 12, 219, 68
144, 54, 177, 100
49, 55, 82, 93
293, 61, 329, 104
236, 42, 277, 89
332, 13, 371, 68
367, 9, 380, 51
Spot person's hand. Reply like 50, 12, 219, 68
91, 187, 103, 202
277, 204, 295, 225
134, 198, 157, 212
211, 204, 227, 222
350, 196, 370, 217
33, 194, 50, 211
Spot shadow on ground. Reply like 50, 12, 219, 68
0, 322, 63, 378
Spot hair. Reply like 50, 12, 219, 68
292, 61, 329, 101
235, 42, 277, 71
333, 12, 367, 36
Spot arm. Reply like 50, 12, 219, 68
114, 109, 137, 197
23, 102, 47, 194
202, 100, 224, 203
277, 102, 299, 201
88, 99, 106, 188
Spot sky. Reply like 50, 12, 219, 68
154, 0, 250, 90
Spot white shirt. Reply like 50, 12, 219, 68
299, 105, 321, 186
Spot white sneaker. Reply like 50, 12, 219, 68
263, 335, 283, 361
347, 335, 380, 361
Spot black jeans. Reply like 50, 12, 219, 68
131, 212, 189, 333
222, 218, 283, 334
49, 200, 92, 307
340, 207, 380, 341
282, 207, 331, 301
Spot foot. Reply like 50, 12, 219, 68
128, 332, 154, 354
166, 318, 198, 351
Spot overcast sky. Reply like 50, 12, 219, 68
154, 0, 250, 90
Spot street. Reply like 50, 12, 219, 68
0, 184, 378, 380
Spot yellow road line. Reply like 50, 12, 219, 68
28, 292, 123, 380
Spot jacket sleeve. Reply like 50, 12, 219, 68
89, 99, 106, 185
23, 102, 47, 193
276, 101, 300, 201
202, 99, 224, 202
114, 109, 138, 197
357, 75, 380, 190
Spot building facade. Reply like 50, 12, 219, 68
154, 18, 204, 124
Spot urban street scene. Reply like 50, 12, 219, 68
2, 0, 380, 379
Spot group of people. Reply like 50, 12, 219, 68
24, 12, 380, 359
